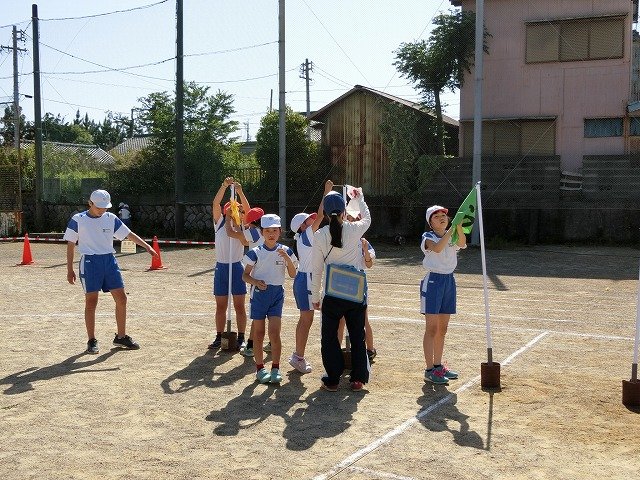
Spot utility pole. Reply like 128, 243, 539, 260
129, 108, 135, 138
278, 0, 286, 225
175, 0, 185, 238
471, 0, 484, 246
244, 121, 250, 142
299, 58, 313, 139
32, 4, 44, 231
12, 27, 26, 148
1, 27, 27, 148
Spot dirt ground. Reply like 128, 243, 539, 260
1, 239, 640, 480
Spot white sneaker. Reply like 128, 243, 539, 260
289, 353, 312, 374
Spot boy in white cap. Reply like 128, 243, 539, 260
287, 179, 333, 374
421, 205, 466, 384
64, 189, 158, 353
242, 214, 297, 384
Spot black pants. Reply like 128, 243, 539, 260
320, 295, 369, 386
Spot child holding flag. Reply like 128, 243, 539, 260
208, 177, 251, 350
421, 204, 467, 384
225, 206, 265, 356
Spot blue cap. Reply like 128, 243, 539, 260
323, 191, 345, 214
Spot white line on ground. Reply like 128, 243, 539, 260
345, 465, 417, 480
312, 331, 551, 480
0, 311, 631, 341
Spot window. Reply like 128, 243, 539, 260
630, 117, 640, 136
584, 118, 623, 137
463, 120, 555, 157
526, 16, 625, 63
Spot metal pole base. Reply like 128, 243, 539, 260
342, 348, 352, 371
481, 362, 501, 389
221, 331, 238, 351
622, 379, 640, 408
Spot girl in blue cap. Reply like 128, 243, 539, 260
310, 185, 371, 392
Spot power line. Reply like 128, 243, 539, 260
300, 0, 371, 85
40, 0, 169, 22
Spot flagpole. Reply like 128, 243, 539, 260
632, 261, 639, 382
477, 180, 500, 388
622, 260, 640, 406
227, 184, 235, 334
476, 181, 493, 362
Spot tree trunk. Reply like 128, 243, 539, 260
433, 87, 445, 156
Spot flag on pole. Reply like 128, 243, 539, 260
229, 198, 242, 226
451, 187, 477, 243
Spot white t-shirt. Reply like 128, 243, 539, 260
310, 195, 371, 304
63, 210, 130, 255
420, 231, 462, 274
243, 243, 298, 286
295, 228, 314, 273
215, 216, 245, 263
118, 206, 131, 221
243, 226, 264, 249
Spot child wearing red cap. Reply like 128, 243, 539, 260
208, 177, 251, 350
421, 205, 466, 384
224, 205, 265, 356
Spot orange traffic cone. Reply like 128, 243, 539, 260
17, 233, 35, 265
148, 236, 167, 270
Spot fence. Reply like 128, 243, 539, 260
0, 164, 22, 236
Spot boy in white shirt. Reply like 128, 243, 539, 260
64, 189, 157, 353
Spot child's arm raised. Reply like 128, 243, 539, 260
225, 214, 249, 246
212, 177, 233, 224
278, 247, 297, 278
424, 228, 454, 253
311, 179, 333, 233
234, 181, 251, 215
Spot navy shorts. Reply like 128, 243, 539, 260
213, 261, 247, 296
293, 271, 313, 311
420, 272, 456, 314
250, 284, 285, 320
80, 254, 124, 293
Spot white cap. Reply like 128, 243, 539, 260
426, 205, 448, 226
90, 189, 112, 208
290, 212, 317, 232
260, 214, 282, 228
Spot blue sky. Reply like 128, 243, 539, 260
0, 0, 460, 141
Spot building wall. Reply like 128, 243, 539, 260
459, 0, 632, 171
320, 91, 390, 195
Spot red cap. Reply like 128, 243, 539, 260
244, 207, 264, 225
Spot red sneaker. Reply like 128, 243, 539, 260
350, 381, 364, 391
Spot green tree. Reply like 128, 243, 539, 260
254, 107, 325, 202
0, 105, 33, 146
112, 82, 239, 198
394, 10, 489, 155
41, 113, 94, 144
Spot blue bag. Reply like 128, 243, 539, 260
325, 263, 367, 303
